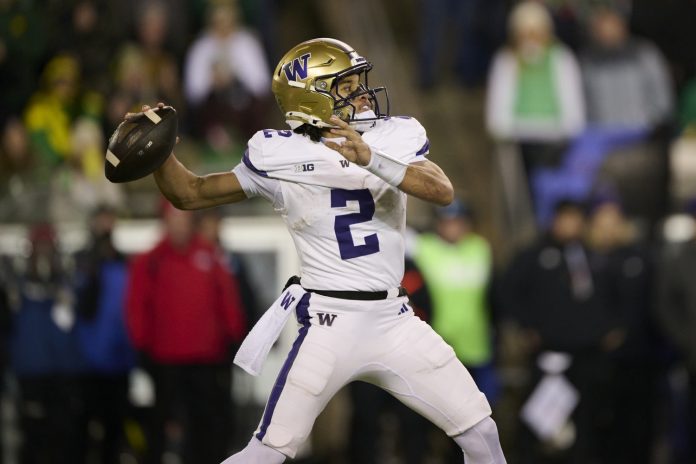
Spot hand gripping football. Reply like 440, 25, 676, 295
104, 106, 178, 183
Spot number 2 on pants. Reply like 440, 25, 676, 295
331, 188, 380, 260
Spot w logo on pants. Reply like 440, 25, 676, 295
316, 313, 338, 327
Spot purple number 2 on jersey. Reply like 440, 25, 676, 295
331, 188, 380, 260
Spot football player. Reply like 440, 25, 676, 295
136, 38, 506, 464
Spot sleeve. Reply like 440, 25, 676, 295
232, 161, 282, 206
232, 131, 284, 206
124, 254, 154, 353
382, 117, 431, 165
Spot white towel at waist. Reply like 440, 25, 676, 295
233, 284, 306, 376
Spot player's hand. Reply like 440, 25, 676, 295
323, 115, 372, 166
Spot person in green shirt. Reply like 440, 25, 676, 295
414, 200, 499, 403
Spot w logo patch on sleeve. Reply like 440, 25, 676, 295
283, 53, 311, 81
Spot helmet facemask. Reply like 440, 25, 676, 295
315, 64, 390, 131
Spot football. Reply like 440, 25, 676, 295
104, 106, 178, 183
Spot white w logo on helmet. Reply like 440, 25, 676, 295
283, 53, 311, 81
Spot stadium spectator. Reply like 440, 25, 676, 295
125, 203, 246, 464
49, 117, 124, 223
134, 1, 185, 116
196, 208, 259, 325
0, 118, 45, 222
414, 199, 498, 402
105, 46, 157, 137
55, 1, 121, 99
656, 200, 696, 464
417, 0, 505, 89
543, 6, 675, 231
581, 6, 673, 131
195, 207, 260, 447
7, 223, 89, 464
106, 0, 185, 139
0, 0, 49, 121
500, 199, 622, 464
412, 200, 499, 463
23, 54, 82, 167
73, 205, 135, 464
183, 0, 271, 141
527, 4, 675, 228
486, 0, 585, 166
0, 118, 36, 183
586, 195, 660, 464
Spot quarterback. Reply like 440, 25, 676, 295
138, 38, 506, 463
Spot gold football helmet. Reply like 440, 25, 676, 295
272, 38, 389, 129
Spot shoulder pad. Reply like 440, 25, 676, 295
364, 116, 429, 163
245, 129, 322, 177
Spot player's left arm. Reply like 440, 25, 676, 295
397, 159, 453, 206
324, 116, 454, 206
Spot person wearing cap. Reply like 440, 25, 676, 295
414, 199, 498, 406
500, 198, 627, 463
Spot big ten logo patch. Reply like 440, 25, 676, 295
295, 163, 315, 173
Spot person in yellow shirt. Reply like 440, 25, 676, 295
414, 200, 498, 401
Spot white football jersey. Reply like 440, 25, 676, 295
233, 117, 430, 291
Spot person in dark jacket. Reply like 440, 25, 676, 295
8, 223, 88, 464
656, 201, 696, 464
73, 205, 135, 463
586, 196, 661, 464
126, 203, 246, 464
500, 199, 622, 464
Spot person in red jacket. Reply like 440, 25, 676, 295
126, 202, 246, 464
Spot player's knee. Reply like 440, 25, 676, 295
453, 416, 507, 464
219, 437, 287, 464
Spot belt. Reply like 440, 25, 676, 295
282, 276, 407, 301
304, 286, 408, 301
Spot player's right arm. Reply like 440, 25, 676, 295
133, 104, 247, 210
154, 155, 247, 210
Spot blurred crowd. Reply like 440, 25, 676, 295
0, 0, 275, 223
3, 0, 696, 463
